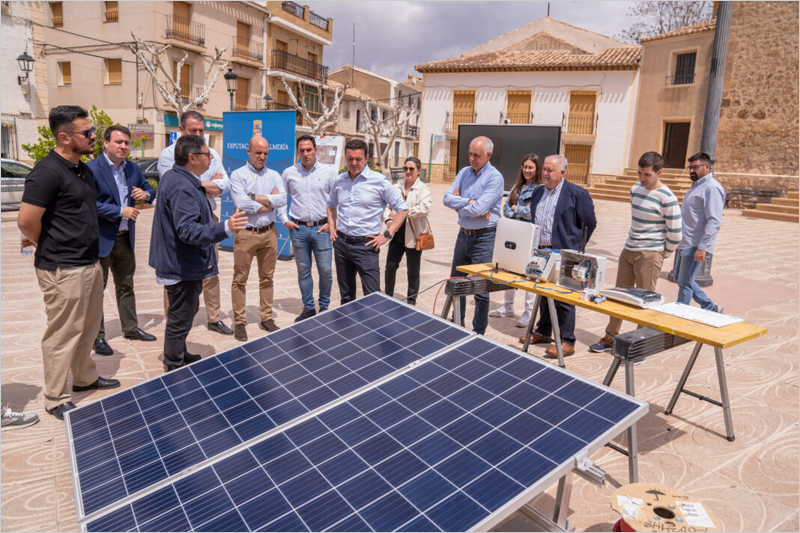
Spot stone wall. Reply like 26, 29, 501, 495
717, 1, 799, 179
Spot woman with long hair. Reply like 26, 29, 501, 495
384, 157, 432, 305
490, 153, 543, 327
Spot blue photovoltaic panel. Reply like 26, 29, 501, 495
85, 336, 646, 532
66, 293, 470, 520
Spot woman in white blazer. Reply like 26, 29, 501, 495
384, 157, 432, 306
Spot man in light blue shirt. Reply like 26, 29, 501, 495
229, 136, 287, 341
279, 135, 335, 322
157, 110, 233, 336
327, 139, 408, 304
443, 136, 504, 334
674, 152, 726, 311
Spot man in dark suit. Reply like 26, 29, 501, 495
519, 154, 597, 358
87, 125, 158, 356
149, 135, 247, 372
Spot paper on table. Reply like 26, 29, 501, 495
676, 501, 716, 528
653, 302, 744, 328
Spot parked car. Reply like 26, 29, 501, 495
1, 158, 32, 211
136, 158, 160, 182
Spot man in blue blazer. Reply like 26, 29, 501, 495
519, 154, 597, 358
88, 125, 157, 356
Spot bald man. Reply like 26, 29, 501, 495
229, 136, 287, 341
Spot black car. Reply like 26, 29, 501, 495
136, 158, 160, 182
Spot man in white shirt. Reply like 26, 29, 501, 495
229, 136, 287, 341
157, 110, 234, 336
279, 135, 335, 322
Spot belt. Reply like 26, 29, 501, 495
337, 231, 371, 244
245, 223, 275, 234
292, 217, 327, 227
117, 230, 129, 236
459, 226, 497, 237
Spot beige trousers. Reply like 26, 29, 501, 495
231, 226, 278, 324
35, 263, 103, 409
605, 248, 665, 337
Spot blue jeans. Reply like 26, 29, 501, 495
450, 230, 496, 334
674, 247, 716, 310
289, 225, 333, 310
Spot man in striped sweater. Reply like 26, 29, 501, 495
589, 152, 682, 352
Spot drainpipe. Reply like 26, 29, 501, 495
262, 13, 271, 106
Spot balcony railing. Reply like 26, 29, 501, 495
232, 37, 263, 63
234, 94, 263, 112
52, 15, 63, 27
666, 71, 695, 86
271, 49, 328, 84
165, 14, 205, 47
309, 10, 328, 31
281, 0, 303, 18
192, 85, 207, 108
446, 111, 477, 131
444, 156, 458, 178
563, 113, 598, 135
103, 9, 118, 22
407, 125, 419, 138
500, 112, 534, 124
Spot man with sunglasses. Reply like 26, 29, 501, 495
673, 152, 726, 312
18, 105, 121, 420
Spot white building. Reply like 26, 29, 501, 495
414, 17, 641, 184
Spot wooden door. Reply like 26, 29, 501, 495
236, 21, 250, 52
564, 144, 591, 184
447, 139, 458, 175
568, 92, 596, 134
236, 77, 249, 110
506, 91, 531, 124
452, 91, 475, 128
172, 61, 191, 98
663, 122, 691, 168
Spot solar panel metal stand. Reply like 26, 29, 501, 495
519, 472, 573, 531
440, 276, 514, 329
520, 293, 566, 368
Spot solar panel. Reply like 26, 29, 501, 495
66, 293, 471, 523
82, 335, 646, 532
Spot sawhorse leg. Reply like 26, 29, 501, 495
521, 293, 542, 353
440, 294, 465, 328
602, 357, 639, 483
664, 342, 735, 442
521, 295, 564, 368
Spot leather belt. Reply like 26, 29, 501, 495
460, 226, 497, 237
337, 231, 370, 244
292, 217, 327, 227
245, 223, 275, 233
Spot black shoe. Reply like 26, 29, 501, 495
93, 338, 113, 356
234, 323, 248, 342
259, 319, 280, 332
185, 353, 202, 364
207, 321, 234, 336
319, 307, 328, 313
294, 308, 316, 323
124, 328, 157, 342
72, 377, 121, 392
46, 401, 76, 420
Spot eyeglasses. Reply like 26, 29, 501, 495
192, 151, 211, 157
69, 127, 96, 139
403, 167, 417, 172
687, 164, 707, 171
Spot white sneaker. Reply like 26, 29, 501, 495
1, 405, 39, 431
515, 309, 532, 328
489, 305, 514, 318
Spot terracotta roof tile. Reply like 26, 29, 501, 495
415, 47, 641, 73
640, 18, 716, 43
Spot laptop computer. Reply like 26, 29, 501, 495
492, 217, 541, 275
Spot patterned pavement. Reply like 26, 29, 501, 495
1, 183, 797, 532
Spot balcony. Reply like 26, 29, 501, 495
446, 111, 477, 131
52, 15, 63, 27
232, 37, 263, 63
444, 155, 458, 178
309, 10, 328, 31
271, 49, 328, 84
103, 9, 118, 22
500, 112, 534, 124
234, 94, 264, 111
193, 85, 207, 108
666, 71, 695, 86
407, 125, 419, 138
281, 0, 303, 18
268, 102, 303, 125
563, 113, 598, 135
165, 15, 205, 48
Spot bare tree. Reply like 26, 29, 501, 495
279, 76, 344, 135
616, 1, 714, 44
129, 33, 229, 119
360, 97, 414, 169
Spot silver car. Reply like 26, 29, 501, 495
1, 159, 31, 211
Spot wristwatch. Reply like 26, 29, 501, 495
383, 230, 392, 239
249, 193, 256, 200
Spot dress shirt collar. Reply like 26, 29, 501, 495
296, 160, 319, 173
544, 178, 565, 196
246, 161, 269, 176
692, 173, 713, 187
103, 151, 126, 171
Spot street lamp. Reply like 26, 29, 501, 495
224, 68, 238, 111
263, 94, 273, 110
17, 50, 35, 85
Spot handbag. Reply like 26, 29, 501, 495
414, 220, 435, 251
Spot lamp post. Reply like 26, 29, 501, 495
263, 94, 273, 110
224, 68, 238, 111
17, 50, 35, 86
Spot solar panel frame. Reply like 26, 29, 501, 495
78, 332, 647, 532
65, 293, 474, 526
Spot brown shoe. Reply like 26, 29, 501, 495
234, 323, 248, 342
518, 331, 554, 344
544, 343, 575, 359
259, 319, 280, 333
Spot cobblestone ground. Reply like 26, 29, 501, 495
1, 184, 797, 532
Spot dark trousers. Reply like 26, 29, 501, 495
163, 279, 203, 369
97, 232, 138, 340
333, 235, 381, 305
384, 221, 422, 305
535, 298, 576, 346
450, 229, 496, 334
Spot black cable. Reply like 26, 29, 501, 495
393, 277, 453, 303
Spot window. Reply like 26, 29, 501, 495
105, 59, 122, 84
58, 61, 71, 86
236, 77, 250, 110
673, 52, 696, 85
308, 51, 318, 64
342, 104, 350, 120
52, 1, 63, 26
276, 39, 288, 52
304, 85, 321, 116
1, 124, 16, 159
171, 60, 191, 98
236, 21, 250, 52
104, 1, 118, 22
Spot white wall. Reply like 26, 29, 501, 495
418, 70, 638, 175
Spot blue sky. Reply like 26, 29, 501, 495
305, 1, 638, 81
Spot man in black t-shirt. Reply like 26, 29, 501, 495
18, 106, 120, 421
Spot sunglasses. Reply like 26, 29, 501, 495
69, 127, 96, 139
403, 167, 417, 172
